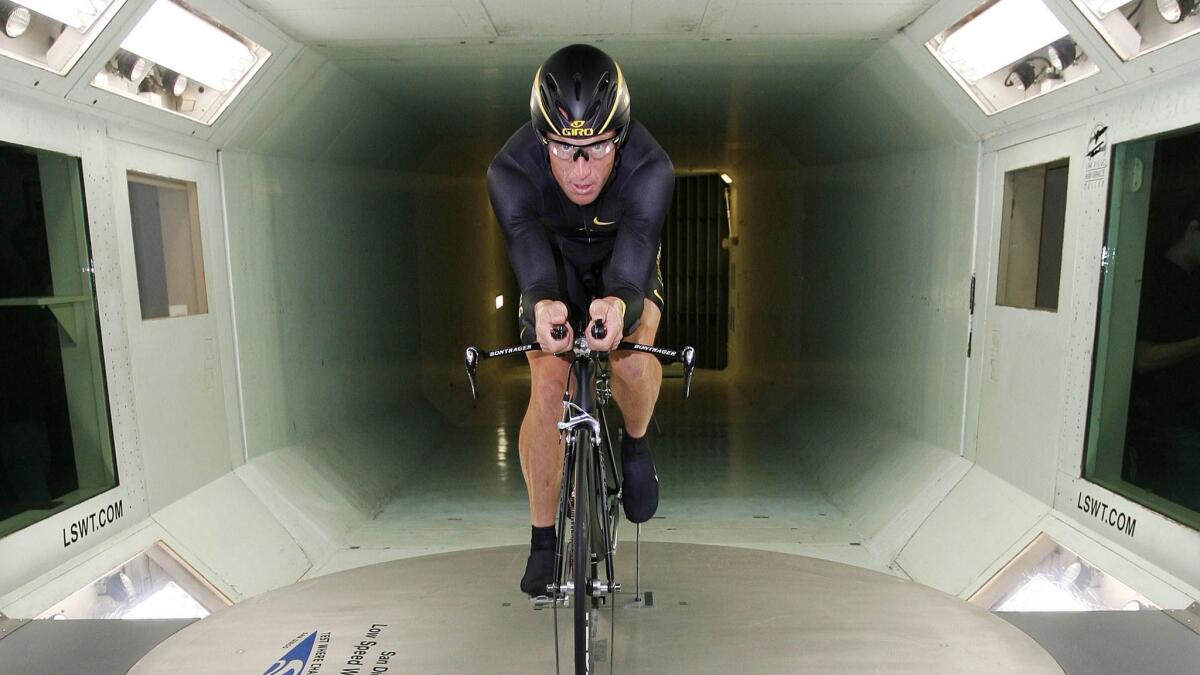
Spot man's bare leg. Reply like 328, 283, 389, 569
609, 302, 663, 523
520, 350, 571, 527
518, 349, 571, 595
610, 302, 663, 435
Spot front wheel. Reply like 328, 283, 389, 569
573, 428, 593, 674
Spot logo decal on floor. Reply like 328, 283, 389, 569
262, 631, 319, 675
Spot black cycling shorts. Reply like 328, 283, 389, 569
518, 247, 665, 344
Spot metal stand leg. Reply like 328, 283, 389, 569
623, 523, 652, 609
635, 524, 642, 602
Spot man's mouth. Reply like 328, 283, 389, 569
570, 182, 594, 195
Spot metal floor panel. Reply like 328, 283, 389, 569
998, 610, 1200, 675
127, 543, 1061, 674
0, 618, 195, 675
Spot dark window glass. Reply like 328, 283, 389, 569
0, 142, 118, 538
1086, 127, 1200, 530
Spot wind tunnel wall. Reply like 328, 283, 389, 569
786, 33, 1200, 606
5, 7, 1200, 618
214, 48, 523, 577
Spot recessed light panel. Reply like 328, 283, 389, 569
36, 540, 230, 620
0, 0, 126, 75
970, 533, 1155, 611
91, 0, 270, 126
927, 0, 1101, 115
1071, 0, 1200, 60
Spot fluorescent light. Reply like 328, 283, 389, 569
719, 173, 733, 185
118, 580, 210, 620
13, 0, 110, 33
495, 294, 504, 310
121, 0, 256, 93
939, 0, 1069, 83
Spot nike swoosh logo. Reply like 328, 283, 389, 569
593, 217, 616, 226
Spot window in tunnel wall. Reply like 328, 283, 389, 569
1084, 125, 1200, 532
661, 174, 729, 370
0, 141, 118, 539
127, 172, 208, 320
995, 159, 1069, 311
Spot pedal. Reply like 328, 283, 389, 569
590, 580, 621, 596
531, 594, 567, 610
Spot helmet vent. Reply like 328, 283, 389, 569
573, 73, 582, 101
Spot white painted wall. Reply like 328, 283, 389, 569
791, 27, 1200, 607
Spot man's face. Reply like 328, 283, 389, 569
546, 130, 617, 206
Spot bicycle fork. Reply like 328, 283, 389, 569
550, 402, 621, 599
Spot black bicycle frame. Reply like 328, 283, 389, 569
552, 355, 619, 596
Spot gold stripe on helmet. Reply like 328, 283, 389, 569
531, 66, 557, 141
597, 62, 626, 135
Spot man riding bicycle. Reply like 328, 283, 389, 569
487, 44, 675, 596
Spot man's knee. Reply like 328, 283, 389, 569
611, 351, 657, 383
528, 353, 569, 409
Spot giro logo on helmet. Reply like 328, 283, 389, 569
562, 120, 595, 137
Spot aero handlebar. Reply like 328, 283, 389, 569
464, 329, 696, 401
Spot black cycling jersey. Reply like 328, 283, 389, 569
487, 119, 674, 336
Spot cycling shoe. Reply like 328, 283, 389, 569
621, 432, 659, 524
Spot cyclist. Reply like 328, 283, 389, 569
487, 44, 675, 596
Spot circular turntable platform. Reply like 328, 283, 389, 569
129, 543, 1062, 674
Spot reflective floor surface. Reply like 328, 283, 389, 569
309, 368, 885, 580
130, 543, 1063, 674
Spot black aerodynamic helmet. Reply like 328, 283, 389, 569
529, 44, 631, 147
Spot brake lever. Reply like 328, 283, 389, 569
680, 346, 696, 400
464, 347, 480, 400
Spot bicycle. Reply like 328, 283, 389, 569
465, 319, 695, 674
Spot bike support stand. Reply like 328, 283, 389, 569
623, 524, 653, 609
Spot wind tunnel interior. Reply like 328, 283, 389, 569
3, 0, 1200, 631
214, 33, 982, 581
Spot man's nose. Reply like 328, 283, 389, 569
571, 156, 590, 177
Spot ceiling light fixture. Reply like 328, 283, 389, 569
1, 3, 31, 38
117, 49, 150, 85
1156, 0, 1199, 22
939, 0, 1069, 83
1047, 38, 1079, 71
121, 0, 256, 93
162, 68, 188, 96
1004, 61, 1039, 90
12, 0, 109, 33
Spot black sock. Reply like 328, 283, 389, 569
531, 525, 556, 551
